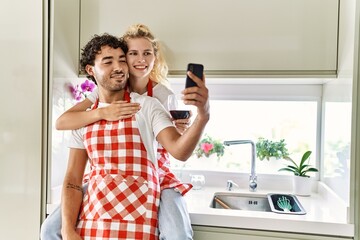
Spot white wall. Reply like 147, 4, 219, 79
0, 0, 44, 239
321, 0, 355, 204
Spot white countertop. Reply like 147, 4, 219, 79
47, 174, 354, 238
184, 183, 354, 237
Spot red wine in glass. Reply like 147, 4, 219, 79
170, 110, 190, 119
167, 94, 191, 120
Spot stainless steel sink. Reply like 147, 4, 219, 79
210, 192, 272, 212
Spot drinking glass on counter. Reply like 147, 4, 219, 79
190, 174, 206, 190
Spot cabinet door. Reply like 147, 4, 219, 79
80, 0, 338, 77
193, 226, 352, 240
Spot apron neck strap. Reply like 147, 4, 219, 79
92, 99, 99, 110
147, 80, 153, 97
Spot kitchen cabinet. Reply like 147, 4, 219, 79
0, 0, 44, 239
193, 226, 353, 240
80, 0, 338, 77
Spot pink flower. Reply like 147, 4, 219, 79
69, 84, 82, 101
81, 79, 96, 92
69, 79, 96, 102
201, 143, 214, 154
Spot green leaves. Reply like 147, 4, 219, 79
256, 138, 289, 161
279, 150, 318, 177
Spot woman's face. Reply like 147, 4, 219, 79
126, 37, 156, 80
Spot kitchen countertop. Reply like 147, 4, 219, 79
183, 183, 354, 237
46, 176, 354, 238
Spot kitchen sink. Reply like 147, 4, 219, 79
210, 192, 272, 212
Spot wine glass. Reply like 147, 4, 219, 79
167, 94, 190, 120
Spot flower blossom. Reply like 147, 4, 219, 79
194, 134, 225, 160
69, 79, 96, 102
69, 85, 82, 101
80, 79, 96, 92
201, 143, 214, 154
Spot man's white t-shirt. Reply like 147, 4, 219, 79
68, 92, 174, 168
87, 83, 174, 111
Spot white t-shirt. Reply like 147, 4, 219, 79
87, 83, 174, 111
68, 92, 174, 167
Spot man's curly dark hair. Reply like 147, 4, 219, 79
80, 33, 128, 83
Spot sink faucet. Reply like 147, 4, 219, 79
223, 140, 257, 192
226, 180, 239, 191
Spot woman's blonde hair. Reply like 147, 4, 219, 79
122, 24, 169, 85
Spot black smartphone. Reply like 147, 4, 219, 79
185, 63, 204, 88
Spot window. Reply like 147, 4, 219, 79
169, 80, 321, 175
322, 101, 351, 203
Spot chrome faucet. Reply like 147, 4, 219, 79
226, 180, 239, 191
223, 140, 257, 192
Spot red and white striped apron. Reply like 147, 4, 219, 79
77, 91, 160, 239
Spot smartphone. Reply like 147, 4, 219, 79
185, 63, 204, 88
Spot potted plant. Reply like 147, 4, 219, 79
255, 138, 290, 173
194, 134, 225, 160
256, 138, 289, 161
278, 150, 319, 196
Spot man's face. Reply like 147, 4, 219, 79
86, 45, 129, 92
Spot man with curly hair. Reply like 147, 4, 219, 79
58, 33, 209, 239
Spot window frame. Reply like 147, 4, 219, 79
169, 78, 323, 180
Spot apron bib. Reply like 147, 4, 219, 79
77, 91, 160, 240
82, 81, 191, 194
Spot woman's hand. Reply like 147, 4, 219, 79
99, 101, 141, 121
173, 111, 192, 134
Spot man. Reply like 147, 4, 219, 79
61, 33, 209, 239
